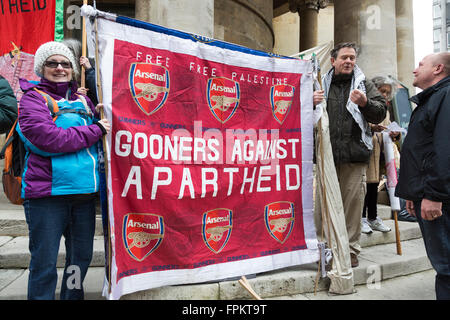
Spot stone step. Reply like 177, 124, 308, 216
0, 236, 107, 269
376, 204, 393, 220
0, 193, 22, 212
0, 219, 420, 270
314, 219, 421, 251
271, 269, 437, 300
360, 219, 422, 247
210, 238, 432, 300
0, 204, 394, 237
0, 209, 105, 237
0, 267, 106, 300
0, 238, 432, 300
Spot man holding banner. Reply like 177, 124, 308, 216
396, 52, 450, 300
313, 42, 387, 268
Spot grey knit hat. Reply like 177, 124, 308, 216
34, 41, 79, 80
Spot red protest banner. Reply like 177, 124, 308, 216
91, 13, 317, 299
0, 0, 61, 56
0, 0, 64, 98
110, 39, 307, 284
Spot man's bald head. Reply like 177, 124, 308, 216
431, 52, 450, 77
413, 53, 450, 89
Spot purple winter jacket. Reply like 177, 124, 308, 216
17, 78, 104, 199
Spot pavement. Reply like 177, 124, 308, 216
273, 269, 436, 300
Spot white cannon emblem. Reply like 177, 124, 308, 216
134, 83, 170, 102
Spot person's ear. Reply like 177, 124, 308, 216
434, 63, 445, 75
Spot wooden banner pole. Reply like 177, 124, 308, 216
393, 210, 402, 255
238, 276, 263, 300
81, 0, 87, 88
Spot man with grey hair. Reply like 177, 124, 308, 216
395, 52, 450, 300
313, 42, 387, 268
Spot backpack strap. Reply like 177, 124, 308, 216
33, 88, 59, 121
75, 93, 93, 117
53, 109, 93, 118
2, 89, 59, 159
33, 89, 93, 120
0, 119, 17, 160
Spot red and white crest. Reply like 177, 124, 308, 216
207, 77, 240, 123
264, 202, 295, 244
123, 213, 164, 262
129, 62, 170, 115
202, 208, 233, 254
270, 84, 295, 125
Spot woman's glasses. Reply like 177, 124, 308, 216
44, 61, 72, 69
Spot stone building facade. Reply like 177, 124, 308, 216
65, 0, 415, 91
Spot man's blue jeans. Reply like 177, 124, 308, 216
414, 201, 450, 300
24, 196, 96, 300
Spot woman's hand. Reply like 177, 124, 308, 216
77, 87, 89, 95
80, 56, 92, 69
97, 119, 110, 134
95, 103, 104, 114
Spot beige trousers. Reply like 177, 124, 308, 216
315, 162, 367, 256
335, 162, 367, 256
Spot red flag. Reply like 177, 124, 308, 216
0, 0, 64, 56
0, 0, 64, 98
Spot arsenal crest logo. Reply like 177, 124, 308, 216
123, 213, 164, 262
270, 84, 295, 125
129, 62, 170, 115
264, 202, 295, 244
207, 77, 240, 123
202, 208, 233, 254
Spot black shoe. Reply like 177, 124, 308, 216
396, 210, 417, 222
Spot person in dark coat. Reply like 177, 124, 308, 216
0, 75, 18, 134
396, 52, 450, 300
313, 42, 387, 268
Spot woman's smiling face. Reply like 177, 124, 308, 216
43, 55, 73, 83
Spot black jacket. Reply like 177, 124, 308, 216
395, 76, 450, 202
85, 66, 98, 106
327, 74, 387, 164
0, 75, 18, 134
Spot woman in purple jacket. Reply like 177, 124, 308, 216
17, 41, 110, 300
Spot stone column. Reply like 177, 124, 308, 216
214, 0, 274, 52
273, 12, 300, 56
334, 0, 398, 79
135, 0, 214, 38
395, 0, 415, 93
289, 0, 329, 51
